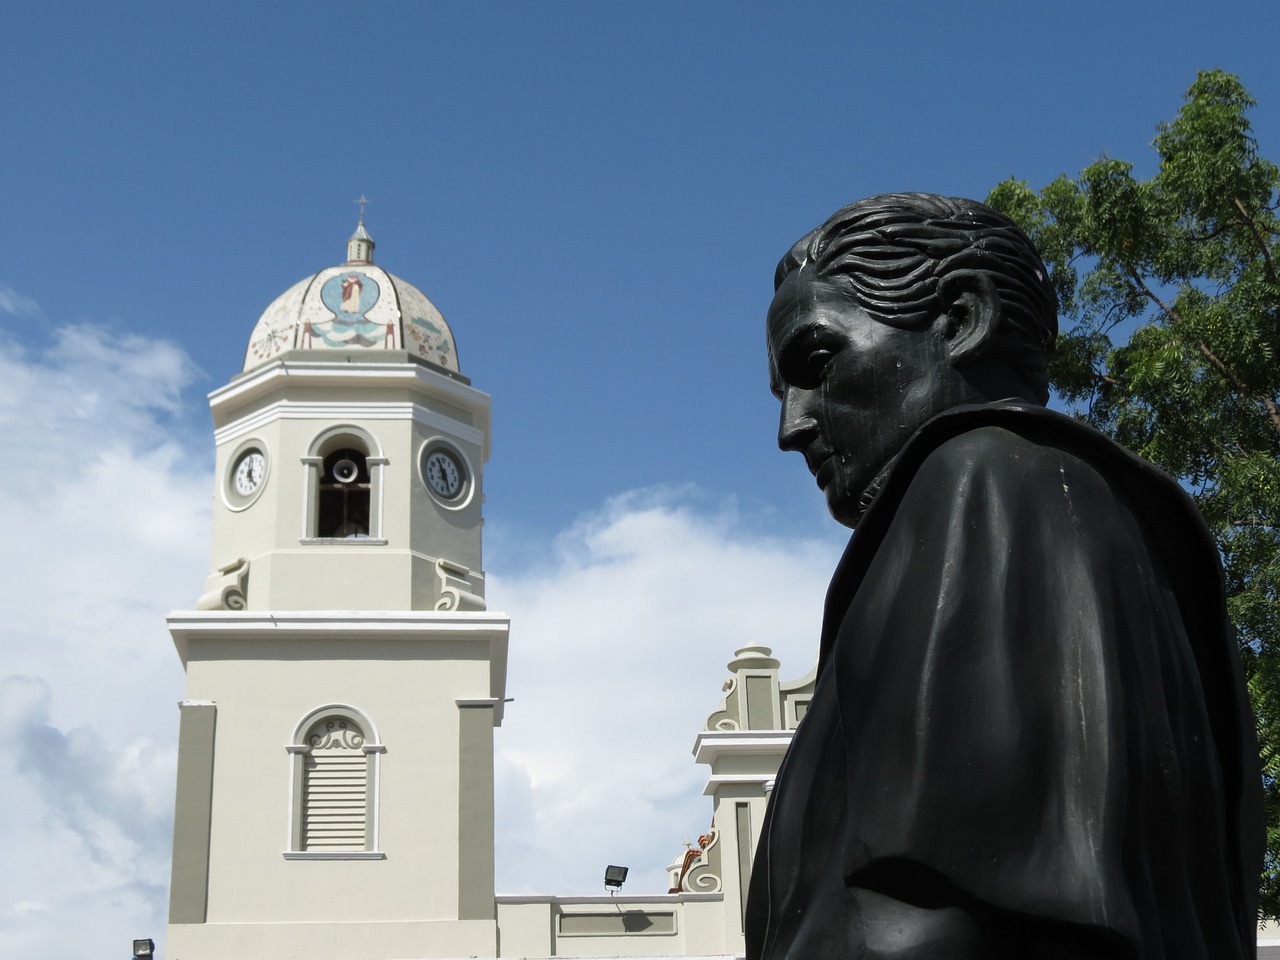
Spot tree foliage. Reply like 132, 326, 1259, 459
987, 69, 1280, 918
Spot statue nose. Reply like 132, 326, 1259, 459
778, 390, 819, 452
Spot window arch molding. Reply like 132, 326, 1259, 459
290, 702, 382, 745
284, 703, 386, 859
300, 424, 388, 543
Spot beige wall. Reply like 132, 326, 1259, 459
191, 644, 473, 920
168, 919, 497, 960
496, 894, 731, 959
168, 613, 508, 960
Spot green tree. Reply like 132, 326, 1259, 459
987, 69, 1280, 918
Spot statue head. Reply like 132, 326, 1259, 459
767, 193, 1057, 526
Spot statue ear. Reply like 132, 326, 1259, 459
936, 270, 1001, 366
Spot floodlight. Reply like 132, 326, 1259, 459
133, 939, 154, 960
604, 864, 629, 889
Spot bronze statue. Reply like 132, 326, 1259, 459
747, 194, 1263, 959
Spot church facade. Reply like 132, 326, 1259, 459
163, 221, 813, 960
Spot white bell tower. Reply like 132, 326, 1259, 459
165, 217, 510, 960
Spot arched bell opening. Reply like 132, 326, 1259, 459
318, 447, 371, 538
301, 426, 386, 543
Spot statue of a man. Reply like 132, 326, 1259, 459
747, 193, 1263, 959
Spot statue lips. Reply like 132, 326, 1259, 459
811, 450, 837, 489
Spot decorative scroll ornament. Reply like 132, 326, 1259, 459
308, 719, 365, 750
195, 558, 249, 611
704, 676, 740, 732
435, 558, 485, 612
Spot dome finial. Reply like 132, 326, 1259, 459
347, 194, 375, 264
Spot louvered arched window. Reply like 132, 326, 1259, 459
285, 705, 384, 859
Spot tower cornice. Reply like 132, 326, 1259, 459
209, 358, 492, 459
212, 399, 486, 451
167, 610, 511, 722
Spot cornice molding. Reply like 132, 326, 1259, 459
495, 893, 725, 906
213, 399, 485, 450
691, 729, 794, 765
702, 773, 781, 789
211, 359, 487, 409
209, 360, 492, 456
168, 610, 510, 636
167, 611, 510, 718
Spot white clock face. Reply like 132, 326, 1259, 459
424, 449, 463, 500
234, 451, 266, 496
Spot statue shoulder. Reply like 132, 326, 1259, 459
910, 418, 1118, 498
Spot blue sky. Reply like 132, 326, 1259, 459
2, 3, 1277, 957
8, 2, 1276, 542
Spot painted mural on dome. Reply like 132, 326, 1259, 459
306, 272, 392, 348
398, 281, 458, 370
245, 276, 310, 367
406, 314, 454, 366
243, 267, 457, 373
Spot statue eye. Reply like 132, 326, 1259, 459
806, 348, 834, 370
799, 348, 835, 385
776, 330, 838, 390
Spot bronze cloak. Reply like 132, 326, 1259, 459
746, 403, 1263, 960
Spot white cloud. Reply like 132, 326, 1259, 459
0, 285, 39, 317
487, 488, 842, 894
0, 303, 847, 956
0, 306, 209, 960
0, 676, 173, 950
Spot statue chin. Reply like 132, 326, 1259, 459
825, 458, 895, 528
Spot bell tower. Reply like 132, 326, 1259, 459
165, 218, 509, 960
197, 210, 486, 613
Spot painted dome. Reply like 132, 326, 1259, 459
243, 222, 459, 374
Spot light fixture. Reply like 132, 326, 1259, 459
133, 939, 154, 959
603, 864, 629, 890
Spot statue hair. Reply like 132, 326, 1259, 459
776, 193, 1058, 404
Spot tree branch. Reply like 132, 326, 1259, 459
1132, 274, 1182, 323
1234, 197, 1280, 287
1131, 273, 1280, 437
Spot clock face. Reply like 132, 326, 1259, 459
233, 450, 266, 496
423, 449, 464, 500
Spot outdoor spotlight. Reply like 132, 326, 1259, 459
132, 939, 154, 959
604, 864, 629, 889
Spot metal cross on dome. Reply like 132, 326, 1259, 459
354, 194, 371, 224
